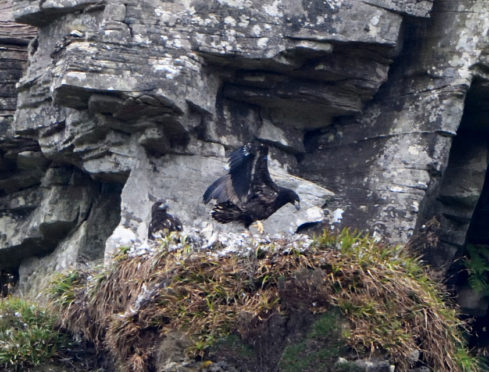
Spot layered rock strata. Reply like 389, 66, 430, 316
2, 0, 489, 318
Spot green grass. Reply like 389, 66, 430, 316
48, 270, 84, 307
0, 297, 71, 371
313, 229, 480, 371
465, 244, 489, 295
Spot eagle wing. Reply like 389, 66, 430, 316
228, 143, 260, 202
203, 143, 278, 208
249, 144, 279, 203
203, 174, 241, 205
203, 144, 257, 205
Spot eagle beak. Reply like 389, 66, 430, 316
294, 200, 301, 211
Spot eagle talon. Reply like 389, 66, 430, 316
252, 220, 264, 234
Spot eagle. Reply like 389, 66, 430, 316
203, 142, 300, 231
148, 201, 183, 240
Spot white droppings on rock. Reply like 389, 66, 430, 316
263, 0, 281, 17
408, 145, 419, 155
154, 7, 165, 17
306, 206, 324, 221
217, 0, 248, 8
257, 37, 269, 48
417, 181, 428, 189
224, 16, 237, 27
370, 14, 380, 26
238, 15, 249, 28
251, 24, 262, 37
61, 71, 86, 84
325, 0, 343, 11
124, 227, 316, 262
151, 60, 180, 79
128, 242, 152, 257
389, 186, 404, 193
105, 225, 137, 264
133, 34, 150, 44
332, 208, 344, 224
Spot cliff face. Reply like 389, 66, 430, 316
2, 0, 489, 324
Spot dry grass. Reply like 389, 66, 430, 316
47, 229, 479, 371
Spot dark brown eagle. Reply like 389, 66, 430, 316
148, 201, 183, 240
203, 143, 300, 230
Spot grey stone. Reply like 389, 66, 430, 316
17, 181, 120, 296
300, 0, 489, 254
0, 169, 44, 194
1, 0, 486, 282
257, 117, 305, 153
262, 169, 334, 235
16, 151, 49, 170
13, 0, 102, 27
0, 2, 36, 42
0, 0, 434, 277
138, 126, 172, 156
87, 94, 124, 114
336, 357, 395, 372
457, 285, 489, 317
1, 0, 489, 355
362, 0, 433, 17
41, 167, 72, 186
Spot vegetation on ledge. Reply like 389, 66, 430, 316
44, 229, 481, 372
0, 297, 71, 371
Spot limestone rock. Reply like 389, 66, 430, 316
13, 0, 103, 27
0, 0, 435, 282
0, 167, 120, 270
301, 0, 489, 251
17, 181, 121, 297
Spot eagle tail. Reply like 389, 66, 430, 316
212, 202, 247, 224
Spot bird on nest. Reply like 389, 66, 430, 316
148, 201, 183, 240
203, 142, 300, 233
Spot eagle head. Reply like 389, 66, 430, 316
291, 192, 301, 211
152, 201, 169, 213
277, 188, 300, 211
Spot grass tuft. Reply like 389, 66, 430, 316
47, 229, 481, 371
465, 244, 489, 295
0, 297, 71, 371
